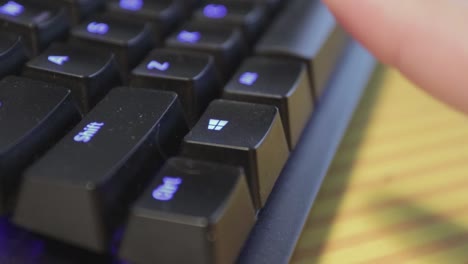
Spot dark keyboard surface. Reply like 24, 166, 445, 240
0, 0, 376, 263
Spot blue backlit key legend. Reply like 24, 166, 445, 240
87, 22, 109, 35
208, 119, 229, 131
152, 177, 182, 201
48, 56, 69, 65
147, 60, 170, 71
239, 72, 258, 86
73, 122, 105, 143
203, 4, 228, 19
0, 1, 24, 17
120, 0, 143, 11
177, 31, 201, 44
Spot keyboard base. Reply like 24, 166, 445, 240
0, 40, 376, 264
238, 40, 377, 264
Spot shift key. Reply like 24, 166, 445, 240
13, 87, 188, 253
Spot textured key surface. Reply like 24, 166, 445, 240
166, 22, 247, 79
131, 49, 221, 125
0, 0, 374, 262
224, 56, 313, 148
0, 32, 27, 78
41, 0, 104, 24
106, 0, 186, 41
14, 88, 188, 252
256, 0, 347, 99
0, 0, 69, 55
120, 157, 256, 264
182, 99, 289, 208
22, 43, 120, 113
71, 15, 153, 76
0, 76, 80, 213
193, 1, 268, 43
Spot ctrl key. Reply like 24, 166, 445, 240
120, 157, 256, 264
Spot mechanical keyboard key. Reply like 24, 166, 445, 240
22, 43, 121, 113
255, 1, 347, 99
0, 32, 27, 78
130, 49, 221, 125
41, 0, 104, 24
0, 76, 80, 214
106, 0, 186, 42
14, 88, 188, 252
166, 22, 247, 79
182, 99, 289, 208
71, 15, 153, 77
193, 1, 268, 43
223, 56, 313, 149
120, 157, 256, 264
0, 0, 69, 55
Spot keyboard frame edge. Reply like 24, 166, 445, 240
238, 40, 377, 264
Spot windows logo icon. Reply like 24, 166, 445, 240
208, 119, 228, 131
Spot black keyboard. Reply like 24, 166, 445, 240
0, 0, 376, 263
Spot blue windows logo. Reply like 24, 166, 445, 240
203, 4, 228, 19
120, 0, 143, 11
0, 1, 24, 17
152, 177, 182, 201
177, 30, 201, 44
87, 22, 109, 35
239, 72, 258, 86
73, 122, 105, 143
208, 119, 229, 131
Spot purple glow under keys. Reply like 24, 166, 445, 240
120, 0, 143, 11
0, 1, 24, 16
203, 4, 228, 19
152, 177, 182, 201
177, 30, 201, 44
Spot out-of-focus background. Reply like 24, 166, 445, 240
291, 66, 468, 263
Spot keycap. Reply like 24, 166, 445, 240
223, 56, 313, 149
120, 157, 256, 264
106, 0, 186, 42
14, 88, 188, 252
70, 15, 153, 78
182, 99, 289, 208
130, 49, 221, 125
193, 1, 268, 43
0, 32, 27, 78
40, 0, 105, 24
0, 76, 80, 214
255, 1, 347, 99
22, 43, 121, 113
243, 0, 282, 13
166, 22, 247, 79
0, 0, 69, 55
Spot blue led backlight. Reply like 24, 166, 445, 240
87, 22, 109, 35
152, 177, 182, 201
203, 4, 228, 19
147, 60, 170, 71
177, 30, 201, 44
239, 72, 258, 86
120, 0, 143, 11
0, 1, 24, 17
73, 122, 105, 143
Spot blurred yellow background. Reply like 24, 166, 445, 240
291, 66, 468, 263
